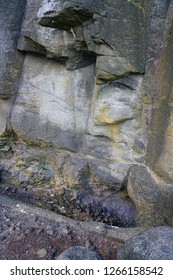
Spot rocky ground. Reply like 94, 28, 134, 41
0, 194, 144, 260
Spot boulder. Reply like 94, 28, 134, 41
117, 226, 173, 260
127, 165, 173, 226
56, 246, 102, 260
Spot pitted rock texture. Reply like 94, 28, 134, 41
0, 0, 173, 230
117, 226, 173, 260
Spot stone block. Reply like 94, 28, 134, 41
127, 165, 173, 226
0, 0, 26, 98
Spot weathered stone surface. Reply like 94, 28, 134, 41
76, 192, 136, 227
0, 142, 136, 227
83, 0, 145, 74
57, 154, 89, 185
144, 0, 172, 104
88, 160, 130, 191
0, 101, 13, 137
155, 108, 173, 182
13, 0, 146, 164
95, 56, 137, 83
84, 75, 146, 163
11, 54, 95, 152
0, 0, 26, 99
94, 78, 142, 125
56, 246, 102, 260
18, 0, 96, 70
18, 0, 74, 59
38, 0, 94, 30
127, 165, 173, 226
151, 2, 173, 182
117, 226, 173, 260
0, 0, 173, 230
38, 0, 146, 74
0, 193, 144, 260
144, 0, 173, 179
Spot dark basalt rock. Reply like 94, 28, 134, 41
75, 192, 136, 227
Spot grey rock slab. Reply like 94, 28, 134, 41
155, 108, 173, 182
127, 165, 173, 226
82, 133, 144, 164
83, 0, 145, 73
117, 226, 173, 260
88, 159, 130, 190
18, 0, 96, 70
37, 0, 94, 30
38, 0, 146, 73
144, 0, 173, 175
143, 0, 172, 104
0, 0, 26, 99
56, 246, 102, 260
95, 56, 138, 83
11, 54, 94, 151
18, 0, 74, 59
0, 193, 143, 243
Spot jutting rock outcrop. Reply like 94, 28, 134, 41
0, 0, 173, 228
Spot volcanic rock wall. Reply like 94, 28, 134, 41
0, 0, 173, 227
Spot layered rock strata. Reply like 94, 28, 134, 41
0, 0, 173, 228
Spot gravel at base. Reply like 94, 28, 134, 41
0, 194, 145, 260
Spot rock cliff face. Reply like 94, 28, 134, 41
0, 0, 173, 227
